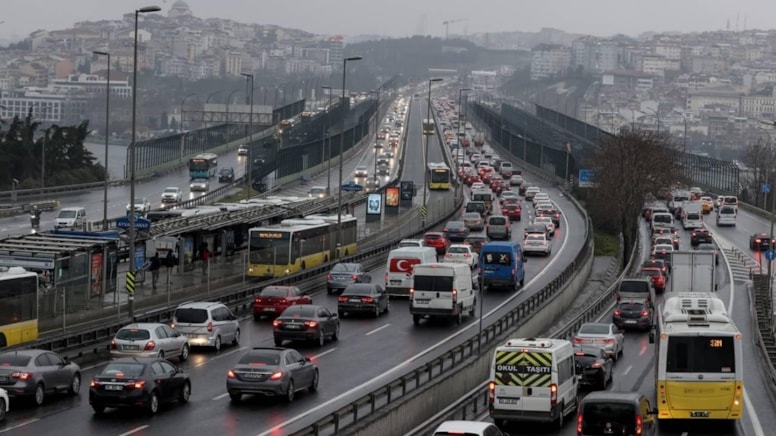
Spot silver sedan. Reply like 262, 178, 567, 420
572, 323, 625, 361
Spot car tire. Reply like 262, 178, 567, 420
456, 309, 463, 325
91, 404, 105, 414
229, 392, 242, 402
33, 383, 45, 406
374, 305, 380, 318
309, 370, 319, 393
327, 287, 333, 295
317, 331, 325, 347
158, 350, 165, 360
384, 300, 390, 313
285, 379, 295, 403
332, 323, 339, 341
214, 335, 222, 351
556, 401, 565, 429
147, 391, 160, 415
413, 314, 421, 325
68, 373, 81, 395
179, 381, 191, 403
232, 329, 241, 346
180, 344, 189, 361
274, 338, 283, 347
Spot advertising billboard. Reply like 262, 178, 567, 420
386, 187, 399, 207
367, 193, 382, 215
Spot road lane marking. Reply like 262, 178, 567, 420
0, 419, 40, 434
193, 346, 248, 368
257, 185, 573, 436
715, 233, 765, 436
213, 393, 230, 401
365, 324, 391, 336
622, 365, 632, 376
118, 426, 150, 436
311, 349, 336, 360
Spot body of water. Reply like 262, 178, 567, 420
84, 142, 128, 181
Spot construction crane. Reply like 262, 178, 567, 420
442, 19, 465, 39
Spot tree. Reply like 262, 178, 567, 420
587, 129, 683, 268
743, 138, 776, 209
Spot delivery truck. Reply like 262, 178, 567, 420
670, 251, 716, 292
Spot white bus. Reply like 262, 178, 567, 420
650, 292, 743, 421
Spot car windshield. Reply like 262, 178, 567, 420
448, 246, 469, 254
579, 324, 610, 335
58, 210, 76, 218
116, 328, 151, 340
641, 269, 660, 277
489, 217, 507, 225
133, 198, 145, 204
164, 188, 177, 193
238, 351, 281, 366
174, 308, 209, 323
0, 353, 31, 366
446, 222, 464, 229
697, 244, 715, 251
482, 252, 512, 265
281, 306, 317, 318
102, 362, 145, 378
619, 302, 646, 311
463, 213, 480, 220
526, 235, 544, 241
220, 169, 232, 174
574, 353, 600, 366
193, 179, 207, 184
581, 402, 636, 434
332, 263, 358, 273
262, 287, 291, 297
425, 234, 441, 240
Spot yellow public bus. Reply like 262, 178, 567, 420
247, 215, 358, 278
651, 292, 743, 422
428, 162, 452, 190
0, 266, 39, 347
422, 119, 435, 136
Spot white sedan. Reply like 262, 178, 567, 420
572, 322, 625, 361
443, 244, 479, 268
533, 217, 556, 236
0, 387, 7, 421
126, 197, 151, 214
523, 233, 552, 256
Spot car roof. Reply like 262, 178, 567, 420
0, 349, 46, 357
433, 420, 497, 433
176, 301, 223, 310
119, 322, 169, 330
581, 391, 644, 404
109, 357, 162, 364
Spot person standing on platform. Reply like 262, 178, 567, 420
201, 245, 210, 275
150, 252, 160, 291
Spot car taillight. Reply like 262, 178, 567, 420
488, 381, 495, 403
362, 297, 374, 303
272, 319, 282, 327
129, 380, 145, 390
270, 371, 283, 381
90, 380, 101, 388
603, 339, 614, 344
550, 383, 558, 407
327, 274, 333, 280
384, 274, 389, 283
635, 414, 643, 435
110, 340, 117, 350
11, 371, 32, 380
452, 289, 458, 304
572, 338, 582, 344
577, 413, 583, 435
445, 253, 452, 257
443, 228, 449, 232
227, 370, 236, 379
207, 321, 213, 332
254, 297, 261, 304
464, 253, 471, 257
614, 309, 622, 316
144, 341, 156, 351
304, 321, 318, 328
591, 362, 602, 368
337, 296, 348, 303
641, 310, 649, 317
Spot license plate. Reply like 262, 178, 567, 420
414, 299, 430, 304
243, 373, 263, 379
0, 376, 8, 383
349, 298, 361, 302
123, 345, 140, 350
690, 411, 710, 418
263, 307, 276, 311
499, 398, 519, 404
390, 280, 402, 285
105, 385, 123, 391
285, 324, 303, 330
625, 320, 637, 324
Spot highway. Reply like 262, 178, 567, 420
0, 95, 589, 435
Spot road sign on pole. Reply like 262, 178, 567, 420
766, 249, 776, 261
762, 184, 771, 194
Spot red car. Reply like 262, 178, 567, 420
503, 204, 522, 221
423, 231, 450, 254
465, 174, 481, 186
640, 267, 666, 293
253, 285, 312, 320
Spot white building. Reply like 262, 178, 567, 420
686, 87, 741, 113
639, 55, 680, 78
531, 44, 571, 81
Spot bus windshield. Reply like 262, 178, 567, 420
666, 336, 735, 373
0, 274, 38, 326
189, 159, 210, 170
431, 169, 450, 183
249, 231, 290, 264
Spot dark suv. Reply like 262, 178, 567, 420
218, 167, 235, 182
613, 299, 653, 330
690, 228, 712, 246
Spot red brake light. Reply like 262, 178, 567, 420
254, 297, 260, 303
641, 310, 649, 317
550, 383, 558, 407
361, 297, 374, 303
11, 371, 32, 380
270, 371, 283, 380
614, 309, 622, 316
635, 414, 643, 435
351, 274, 358, 280
603, 338, 615, 344
110, 340, 117, 350
326, 274, 333, 280
272, 319, 282, 327
304, 321, 318, 328
207, 321, 213, 332
572, 337, 582, 344
337, 296, 348, 303
227, 370, 236, 379
577, 413, 583, 435
144, 341, 156, 351
591, 362, 602, 368
131, 380, 145, 390
90, 380, 100, 388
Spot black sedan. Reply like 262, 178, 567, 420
750, 232, 776, 251
337, 283, 390, 318
0, 350, 81, 406
218, 167, 235, 182
612, 299, 653, 331
690, 228, 712, 247
574, 346, 613, 391
273, 304, 340, 347
326, 262, 371, 294
443, 221, 470, 242
226, 347, 318, 403
89, 357, 190, 415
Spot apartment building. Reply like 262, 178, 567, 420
531, 44, 571, 80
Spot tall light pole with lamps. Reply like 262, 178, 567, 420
321, 85, 333, 195
180, 93, 197, 133
758, 120, 776, 306
128, 5, 161, 319
673, 109, 688, 151
646, 106, 661, 134
336, 56, 362, 257
369, 88, 380, 180
457, 87, 471, 182
225, 88, 242, 144
422, 78, 443, 226
34, 103, 50, 189
93, 50, 111, 229
241, 73, 254, 191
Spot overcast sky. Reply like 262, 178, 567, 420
1, 0, 773, 42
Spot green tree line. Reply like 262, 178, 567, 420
0, 111, 106, 190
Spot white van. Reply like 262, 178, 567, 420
489, 338, 578, 426
385, 247, 438, 297
55, 207, 86, 229
410, 263, 475, 325
680, 202, 703, 230
716, 205, 737, 226
650, 212, 674, 231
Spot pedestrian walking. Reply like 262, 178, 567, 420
150, 252, 160, 290
201, 245, 210, 275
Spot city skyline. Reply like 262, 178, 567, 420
2, 0, 774, 43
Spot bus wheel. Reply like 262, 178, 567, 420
324, 255, 329, 263
0, 334, 6, 348
344, 249, 349, 256
301, 262, 306, 270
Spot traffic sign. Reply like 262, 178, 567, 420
420, 205, 428, 218
763, 184, 771, 194
766, 249, 776, 261
116, 216, 152, 231
578, 169, 597, 188
340, 181, 364, 192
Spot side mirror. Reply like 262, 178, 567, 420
305, 357, 312, 363
648, 331, 656, 344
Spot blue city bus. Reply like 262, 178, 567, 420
189, 153, 218, 178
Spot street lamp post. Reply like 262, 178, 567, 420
225, 88, 242, 144
336, 56, 362, 257
93, 50, 111, 229
128, 5, 161, 320
321, 85, 333, 195
758, 120, 776, 306
35, 103, 50, 189
370, 88, 380, 181
457, 87, 471, 189
423, 78, 443, 227
673, 109, 688, 151
180, 93, 197, 133
646, 107, 661, 134
241, 73, 254, 191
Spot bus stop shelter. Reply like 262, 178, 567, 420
0, 233, 119, 319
